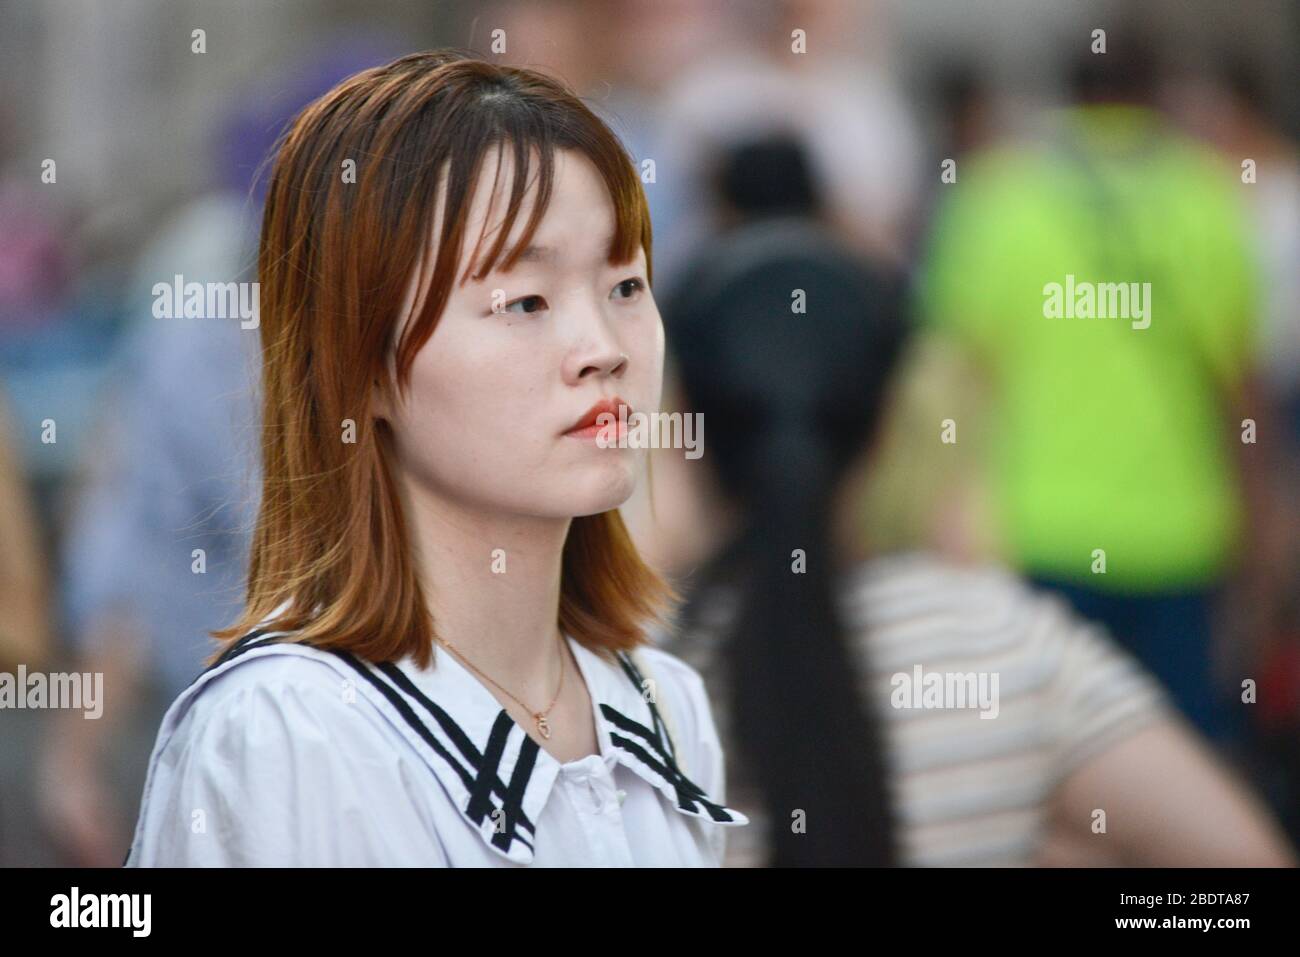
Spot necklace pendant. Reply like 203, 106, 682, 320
536, 715, 551, 739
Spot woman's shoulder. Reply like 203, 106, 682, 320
625, 639, 735, 833
627, 642, 726, 768
166, 600, 351, 725
841, 551, 1031, 613
840, 552, 1176, 748
154, 637, 398, 777
839, 552, 1060, 648
632, 642, 709, 696
629, 640, 718, 733
179, 638, 356, 712
128, 637, 445, 865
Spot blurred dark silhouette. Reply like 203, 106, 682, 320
662, 134, 908, 866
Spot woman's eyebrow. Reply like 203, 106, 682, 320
486, 235, 620, 276
517, 232, 618, 264
515, 243, 557, 264
466, 243, 554, 282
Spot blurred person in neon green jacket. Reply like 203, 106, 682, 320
918, 35, 1288, 746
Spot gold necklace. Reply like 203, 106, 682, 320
436, 630, 566, 740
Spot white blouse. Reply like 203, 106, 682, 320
124, 620, 748, 867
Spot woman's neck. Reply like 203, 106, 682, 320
402, 480, 572, 700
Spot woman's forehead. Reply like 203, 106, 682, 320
442, 146, 627, 280
392, 143, 642, 338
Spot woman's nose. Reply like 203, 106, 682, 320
570, 347, 628, 382
562, 300, 629, 382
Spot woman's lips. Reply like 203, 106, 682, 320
564, 418, 628, 441
564, 396, 631, 440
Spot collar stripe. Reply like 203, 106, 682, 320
331, 651, 478, 793
604, 718, 738, 823
604, 656, 740, 825
375, 661, 490, 765
600, 698, 678, 769
613, 653, 680, 765
372, 660, 540, 840
178, 629, 746, 864
491, 728, 542, 856
333, 651, 539, 853
465, 712, 517, 832
188, 631, 289, 688
214, 628, 272, 665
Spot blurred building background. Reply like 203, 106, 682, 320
0, 0, 1295, 866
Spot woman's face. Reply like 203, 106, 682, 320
380, 147, 664, 520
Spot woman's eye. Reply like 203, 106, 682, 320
503, 294, 548, 315
612, 277, 645, 300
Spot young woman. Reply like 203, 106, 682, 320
124, 50, 747, 866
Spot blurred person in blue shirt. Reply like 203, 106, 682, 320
36, 192, 261, 866
34, 40, 400, 865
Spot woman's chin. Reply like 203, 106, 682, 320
560, 461, 638, 517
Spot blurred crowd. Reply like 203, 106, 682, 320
0, 0, 1296, 866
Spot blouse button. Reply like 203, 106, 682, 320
587, 778, 604, 811
615, 788, 627, 807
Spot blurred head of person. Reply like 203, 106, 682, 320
709, 130, 824, 228
1068, 25, 1160, 107
212, 50, 671, 665
928, 61, 994, 155
1219, 53, 1289, 141
663, 135, 909, 864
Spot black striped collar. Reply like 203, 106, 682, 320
196, 625, 747, 864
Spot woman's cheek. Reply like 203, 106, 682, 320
635, 313, 666, 409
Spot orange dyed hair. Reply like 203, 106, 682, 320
209, 50, 674, 668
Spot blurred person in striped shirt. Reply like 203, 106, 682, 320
632, 135, 1295, 866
